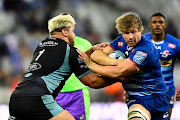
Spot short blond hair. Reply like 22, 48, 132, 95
115, 12, 144, 34
48, 13, 76, 34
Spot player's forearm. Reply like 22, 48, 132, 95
90, 50, 118, 66
90, 77, 120, 89
88, 61, 122, 78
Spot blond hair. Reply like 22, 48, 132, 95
115, 12, 144, 34
48, 13, 76, 35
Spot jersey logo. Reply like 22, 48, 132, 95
39, 41, 58, 47
118, 41, 124, 47
133, 51, 147, 65
160, 59, 172, 67
80, 114, 84, 119
8, 116, 16, 120
168, 43, 176, 49
154, 45, 161, 50
77, 57, 84, 64
28, 62, 42, 72
77, 58, 88, 68
160, 50, 171, 58
163, 112, 169, 118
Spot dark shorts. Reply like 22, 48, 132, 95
9, 95, 64, 120
127, 95, 170, 120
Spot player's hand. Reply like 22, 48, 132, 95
176, 90, 180, 101
77, 49, 92, 67
123, 91, 127, 103
92, 42, 110, 51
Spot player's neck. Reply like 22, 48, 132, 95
151, 32, 166, 42
50, 34, 69, 44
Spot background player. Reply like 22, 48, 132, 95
8, 13, 121, 120
55, 36, 92, 120
144, 12, 180, 120
78, 12, 170, 120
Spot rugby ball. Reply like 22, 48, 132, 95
109, 50, 125, 59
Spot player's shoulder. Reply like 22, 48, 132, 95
136, 36, 155, 52
111, 35, 126, 45
144, 32, 151, 38
114, 35, 125, 41
40, 37, 68, 47
165, 34, 180, 43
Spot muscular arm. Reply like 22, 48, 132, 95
85, 43, 110, 57
89, 58, 137, 78
77, 49, 138, 79
90, 46, 123, 66
79, 73, 120, 89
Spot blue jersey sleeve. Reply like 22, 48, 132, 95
128, 45, 158, 70
129, 49, 148, 70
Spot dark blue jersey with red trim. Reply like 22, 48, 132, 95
110, 35, 168, 98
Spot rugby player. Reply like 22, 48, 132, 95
78, 12, 170, 120
8, 13, 120, 120
145, 12, 180, 120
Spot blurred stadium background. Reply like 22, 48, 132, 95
0, 0, 180, 119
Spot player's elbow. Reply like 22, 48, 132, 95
88, 78, 103, 89
90, 53, 97, 62
90, 50, 101, 62
80, 73, 104, 89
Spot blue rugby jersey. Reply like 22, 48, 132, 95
145, 33, 180, 97
110, 35, 168, 98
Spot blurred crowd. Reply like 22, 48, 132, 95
0, 0, 101, 88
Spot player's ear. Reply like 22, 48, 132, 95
164, 22, 167, 29
148, 22, 152, 29
62, 29, 68, 37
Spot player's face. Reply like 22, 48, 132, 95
67, 25, 75, 46
149, 16, 167, 35
122, 28, 142, 47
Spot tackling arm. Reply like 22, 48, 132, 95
77, 49, 137, 79
85, 42, 110, 57
91, 46, 122, 66
79, 72, 120, 89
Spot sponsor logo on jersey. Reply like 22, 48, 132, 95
77, 58, 88, 68
80, 114, 84, 119
28, 62, 42, 72
154, 45, 161, 50
160, 59, 172, 67
168, 43, 176, 49
163, 112, 169, 118
80, 65, 88, 68
118, 41, 124, 47
133, 51, 147, 65
39, 41, 58, 47
8, 116, 16, 120
77, 58, 84, 64
160, 50, 171, 58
